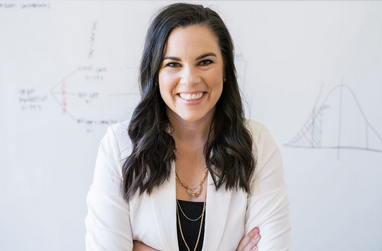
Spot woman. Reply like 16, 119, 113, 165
85, 3, 291, 251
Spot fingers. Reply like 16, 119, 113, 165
244, 232, 261, 251
237, 227, 258, 250
236, 227, 261, 251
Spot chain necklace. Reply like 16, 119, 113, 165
177, 200, 203, 222
175, 169, 208, 198
177, 196, 206, 251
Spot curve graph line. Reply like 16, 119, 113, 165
285, 83, 382, 154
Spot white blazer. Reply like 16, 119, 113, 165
85, 119, 291, 251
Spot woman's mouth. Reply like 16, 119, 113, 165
179, 92, 204, 101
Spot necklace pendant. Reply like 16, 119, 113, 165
187, 187, 201, 198
176, 168, 208, 199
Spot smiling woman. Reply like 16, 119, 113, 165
85, 3, 291, 251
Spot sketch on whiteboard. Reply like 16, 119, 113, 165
88, 21, 97, 59
18, 88, 48, 111
46, 19, 140, 130
49, 65, 139, 130
13, 19, 141, 132
0, 2, 51, 10
285, 82, 382, 156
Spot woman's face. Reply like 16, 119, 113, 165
158, 25, 224, 126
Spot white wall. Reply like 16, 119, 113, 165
1, 1, 381, 250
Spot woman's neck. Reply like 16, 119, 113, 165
167, 111, 213, 147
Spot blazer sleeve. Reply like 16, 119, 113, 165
245, 123, 292, 250
85, 126, 133, 250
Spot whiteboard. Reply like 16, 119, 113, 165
1, 1, 381, 250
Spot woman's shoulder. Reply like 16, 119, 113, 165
244, 119, 265, 139
244, 119, 280, 162
103, 119, 132, 159
244, 119, 273, 143
109, 119, 129, 137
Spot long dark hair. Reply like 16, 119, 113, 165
122, 3, 256, 200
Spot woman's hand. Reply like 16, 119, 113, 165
236, 227, 261, 251
133, 241, 159, 251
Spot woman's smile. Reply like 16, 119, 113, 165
178, 92, 204, 102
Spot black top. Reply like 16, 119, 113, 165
177, 200, 205, 251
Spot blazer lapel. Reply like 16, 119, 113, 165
150, 161, 179, 251
203, 170, 232, 251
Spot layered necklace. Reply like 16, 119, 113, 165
176, 168, 208, 251
177, 198, 206, 251
175, 169, 208, 198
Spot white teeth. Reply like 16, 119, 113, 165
179, 92, 203, 101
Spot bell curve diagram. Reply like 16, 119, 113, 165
285, 82, 382, 154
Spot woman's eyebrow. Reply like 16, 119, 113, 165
196, 52, 217, 60
163, 56, 181, 61
163, 52, 217, 61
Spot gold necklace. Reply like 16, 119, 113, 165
177, 200, 203, 222
175, 169, 208, 198
177, 195, 206, 251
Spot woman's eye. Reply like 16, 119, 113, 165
199, 60, 213, 66
166, 62, 180, 68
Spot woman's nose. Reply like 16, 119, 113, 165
180, 66, 201, 86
